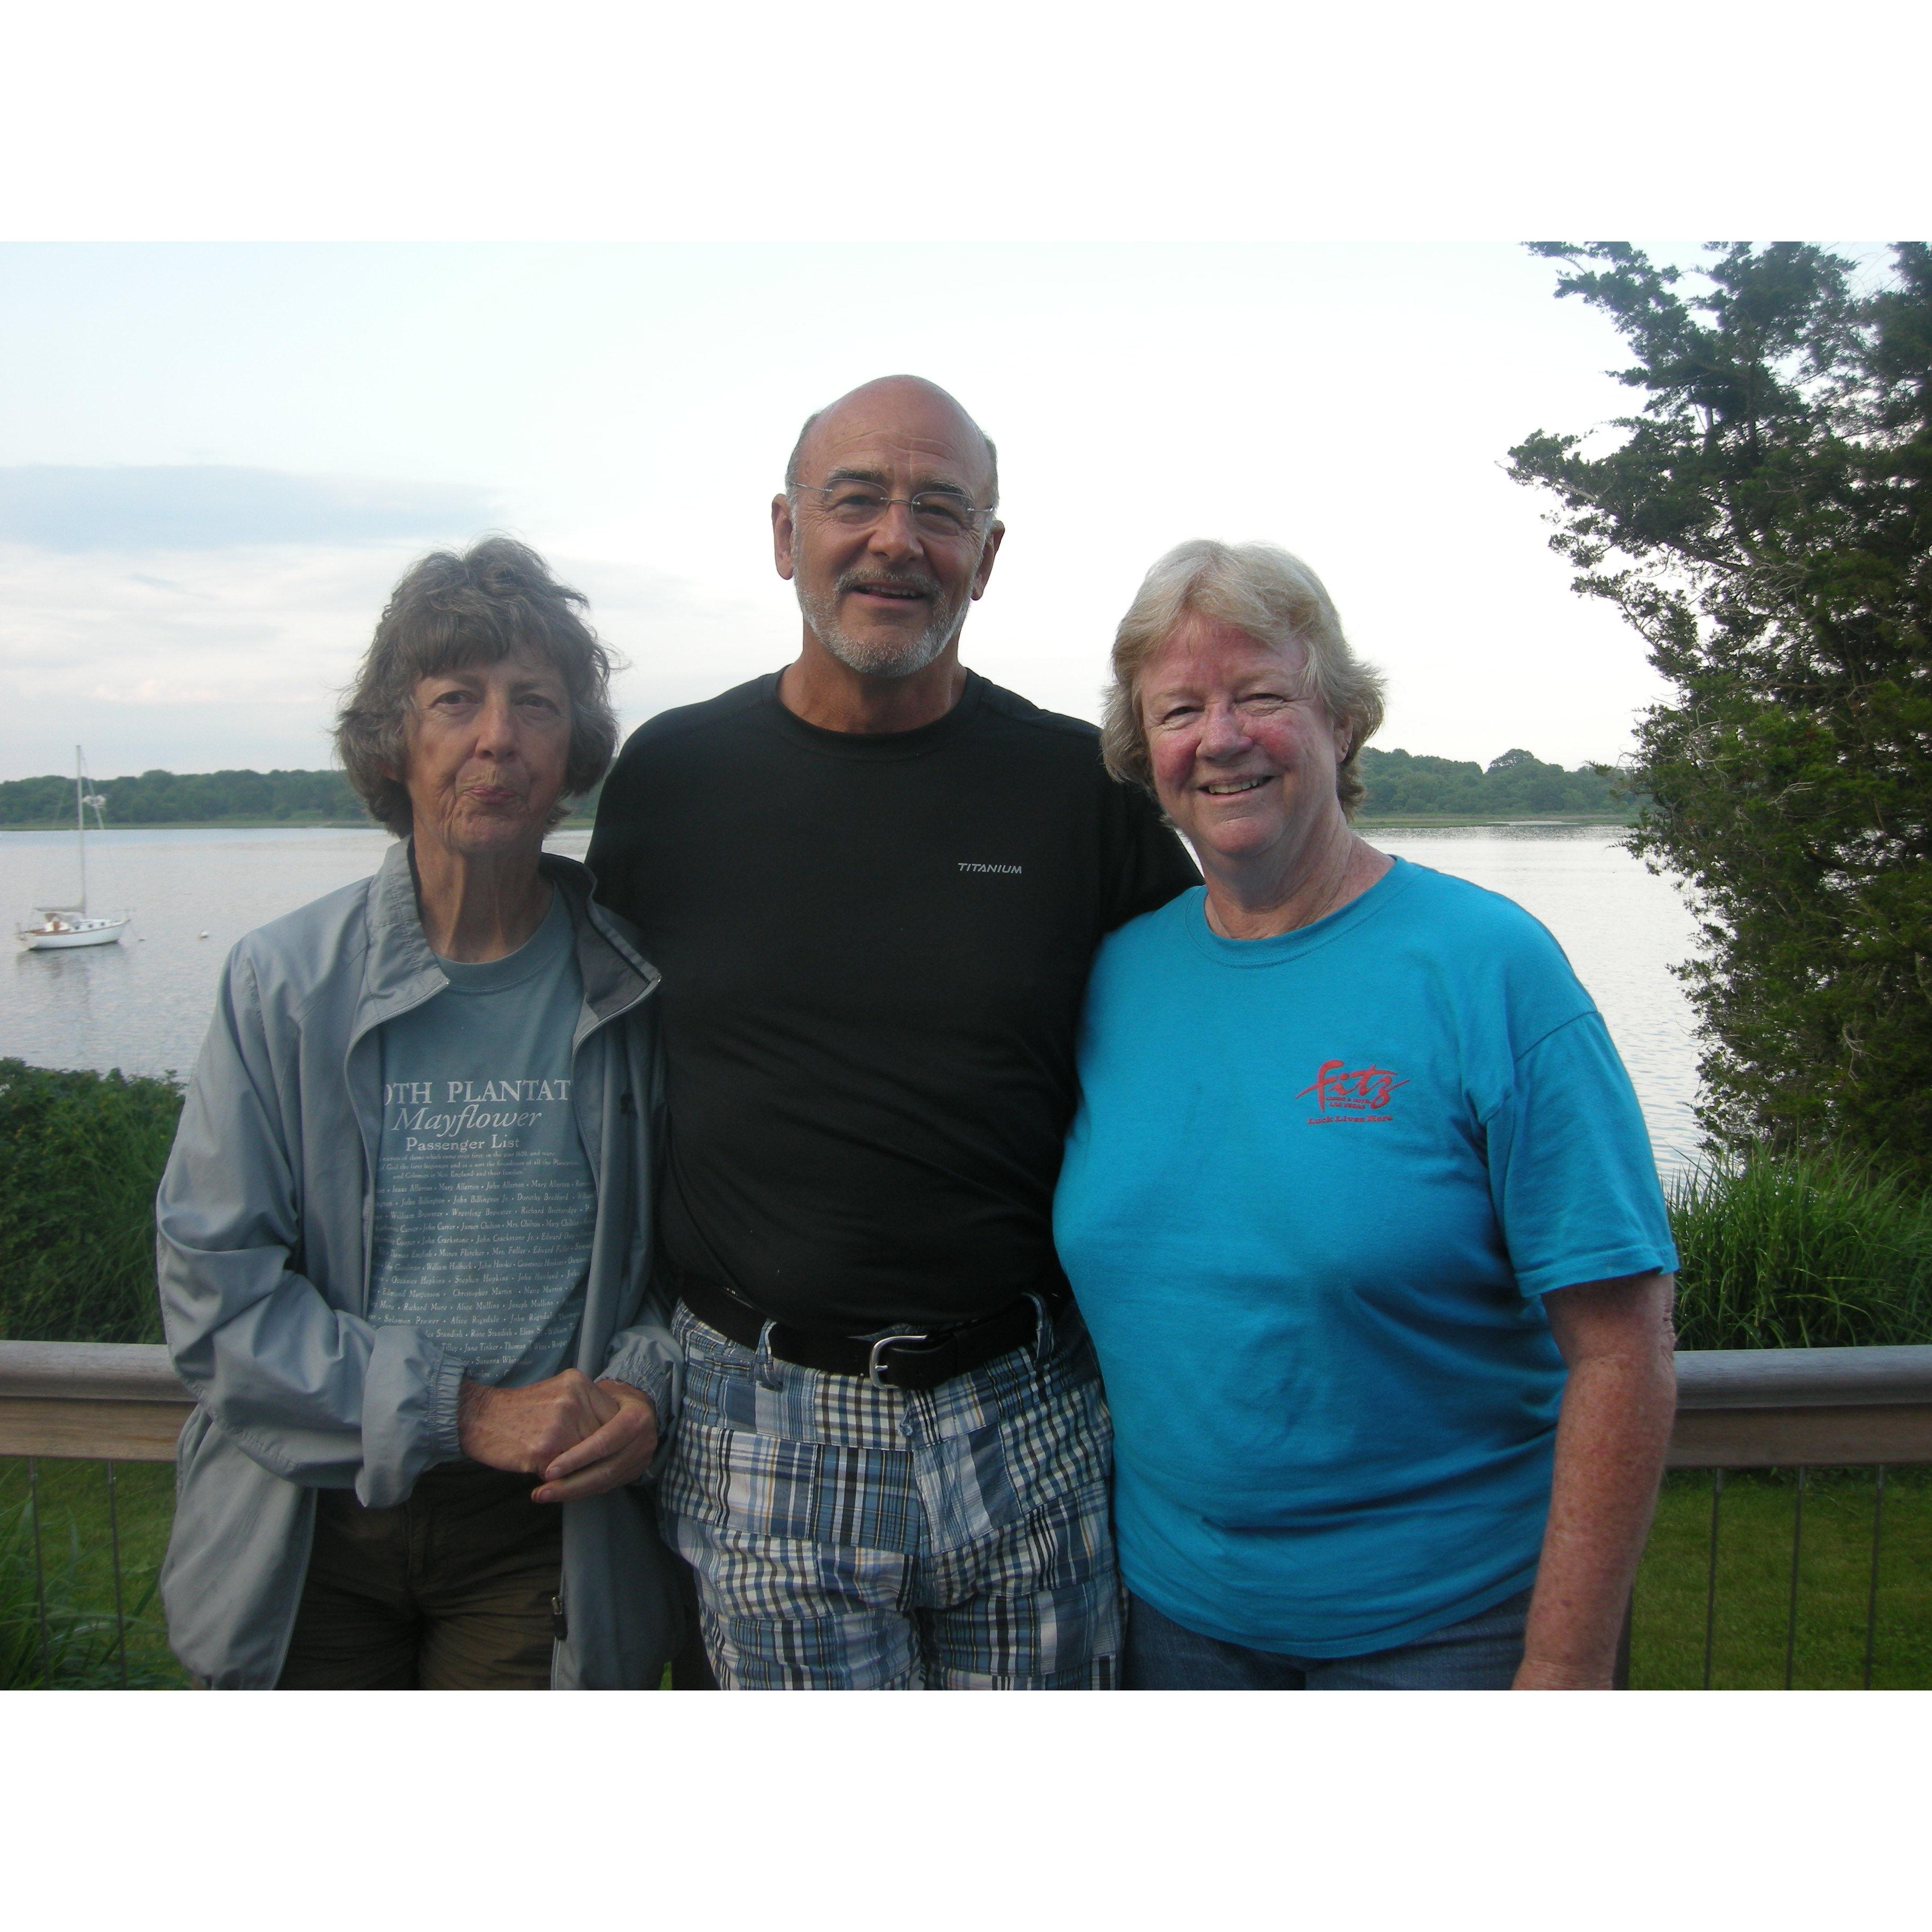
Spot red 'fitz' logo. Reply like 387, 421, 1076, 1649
1296, 1060, 1408, 1121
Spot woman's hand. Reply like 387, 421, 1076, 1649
1515, 1271, 1678, 1689
457, 1368, 659, 1501
531, 1379, 660, 1503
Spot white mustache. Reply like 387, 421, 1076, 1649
838, 574, 936, 597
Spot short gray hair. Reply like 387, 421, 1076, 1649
334, 536, 620, 838
1101, 540, 1385, 814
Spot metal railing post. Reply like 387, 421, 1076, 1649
28, 1455, 50, 1688
1862, 1465, 1886, 1692
1701, 1468, 1723, 1691
1783, 1466, 1807, 1691
106, 1459, 128, 1690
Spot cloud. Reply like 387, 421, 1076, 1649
0, 538, 791, 780
0, 466, 498, 551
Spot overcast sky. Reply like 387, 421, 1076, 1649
4, 5, 1919, 793
0, 238, 1723, 783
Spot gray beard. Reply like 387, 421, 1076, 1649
798, 577, 964, 679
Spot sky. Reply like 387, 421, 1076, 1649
0, 239, 1733, 783
0, 3, 1921, 788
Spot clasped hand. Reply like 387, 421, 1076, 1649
457, 1368, 658, 1504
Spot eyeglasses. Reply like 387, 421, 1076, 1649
792, 481, 989, 539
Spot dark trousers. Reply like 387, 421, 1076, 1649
277, 1463, 564, 1690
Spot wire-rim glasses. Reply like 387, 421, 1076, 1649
791, 480, 990, 539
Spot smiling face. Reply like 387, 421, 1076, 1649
773, 379, 1003, 679
400, 650, 573, 864
1139, 615, 1353, 879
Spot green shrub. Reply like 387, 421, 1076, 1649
0, 1059, 182, 1344
1669, 1148, 1932, 1350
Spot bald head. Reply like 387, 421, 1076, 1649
785, 375, 999, 511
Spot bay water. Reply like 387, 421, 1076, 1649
3, 820, 1705, 1176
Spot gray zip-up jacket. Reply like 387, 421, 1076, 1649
156, 840, 685, 1688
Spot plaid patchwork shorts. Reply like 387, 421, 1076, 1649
659, 1300, 1122, 1689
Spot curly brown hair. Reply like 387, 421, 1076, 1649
334, 536, 621, 838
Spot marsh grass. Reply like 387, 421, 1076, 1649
1668, 1148, 1932, 1350
0, 1059, 182, 1344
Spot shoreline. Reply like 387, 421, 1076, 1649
4, 812, 1629, 835
1359, 812, 1636, 830
1, 817, 599, 834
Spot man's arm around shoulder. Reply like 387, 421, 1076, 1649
1104, 777, 1199, 932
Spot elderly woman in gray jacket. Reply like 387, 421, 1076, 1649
157, 538, 683, 1689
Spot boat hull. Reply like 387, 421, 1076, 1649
16, 919, 129, 951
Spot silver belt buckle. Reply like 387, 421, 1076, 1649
867, 1332, 929, 1388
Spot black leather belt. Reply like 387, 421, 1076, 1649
678, 1273, 1046, 1392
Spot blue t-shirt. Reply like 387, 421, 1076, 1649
1053, 858, 1677, 1657
368, 892, 597, 1388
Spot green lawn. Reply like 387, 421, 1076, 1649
1, 1459, 189, 1688
5, 1457, 1928, 1690
1630, 1467, 1932, 1690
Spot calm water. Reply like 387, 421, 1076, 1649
1377, 824, 1702, 1174
3, 821, 1705, 1174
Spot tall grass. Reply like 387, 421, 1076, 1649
1668, 1148, 1932, 1350
0, 1059, 182, 1344
0, 1488, 179, 1688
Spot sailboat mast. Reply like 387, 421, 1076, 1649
74, 745, 87, 916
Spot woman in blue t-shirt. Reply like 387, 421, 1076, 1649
1053, 539, 1679, 1689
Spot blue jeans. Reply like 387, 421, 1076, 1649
1125, 1587, 1532, 1690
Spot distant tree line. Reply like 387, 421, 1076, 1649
1355, 746, 1632, 819
0, 767, 603, 827
2, 757, 1615, 828
0, 767, 362, 826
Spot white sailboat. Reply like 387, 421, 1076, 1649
15, 748, 131, 951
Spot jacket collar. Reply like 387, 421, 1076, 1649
357, 838, 658, 1037
552, 852, 661, 1025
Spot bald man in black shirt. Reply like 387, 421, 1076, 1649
589, 377, 1196, 1688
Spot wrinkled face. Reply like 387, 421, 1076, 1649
401, 650, 572, 861
773, 386, 1002, 678
1139, 616, 1350, 872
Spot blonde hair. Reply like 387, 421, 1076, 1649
1101, 540, 1385, 813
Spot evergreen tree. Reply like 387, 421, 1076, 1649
1509, 242, 1932, 1170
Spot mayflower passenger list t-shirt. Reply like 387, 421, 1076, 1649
1053, 860, 1679, 1657
585, 670, 1200, 1333
367, 892, 596, 1388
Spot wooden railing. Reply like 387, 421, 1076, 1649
8, 1338, 1931, 1466
0, 1342, 193, 1460
1670, 1344, 1932, 1467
